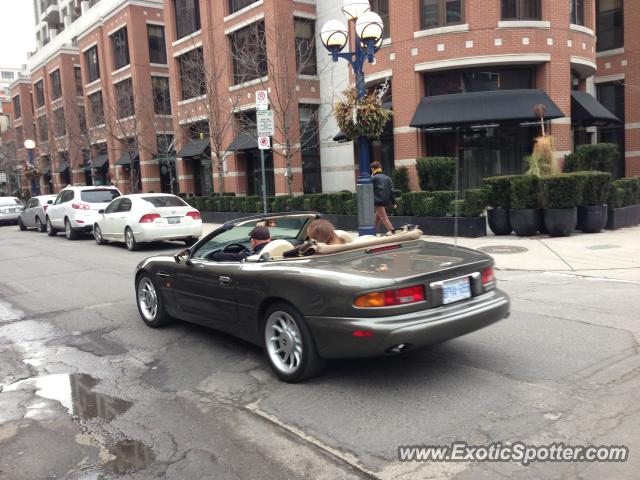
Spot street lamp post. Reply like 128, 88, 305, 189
320, 1, 384, 236
24, 139, 41, 196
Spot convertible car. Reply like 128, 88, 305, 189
135, 213, 510, 382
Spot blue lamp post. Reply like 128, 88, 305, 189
24, 139, 41, 196
320, 1, 384, 236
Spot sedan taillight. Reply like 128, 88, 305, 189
186, 211, 201, 220
482, 267, 496, 290
354, 285, 426, 308
139, 213, 161, 223
71, 203, 90, 210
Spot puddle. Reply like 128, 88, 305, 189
103, 439, 156, 475
3, 373, 131, 421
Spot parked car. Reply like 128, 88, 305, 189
94, 193, 202, 251
134, 213, 510, 382
18, 194, 58, 232
46, 186, 121, 240
0, 197, 24, 225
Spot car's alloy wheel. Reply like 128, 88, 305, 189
18, 218, 26, 231
46, 218, 56, 237
94, 224, 105, 245
65, 219, 78, 240
136, 275, 171, 327
263, 303, 326, 382
125, 227, 139, 251
36, 217, 46, 233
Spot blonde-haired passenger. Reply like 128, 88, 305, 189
307, 219, 345, 245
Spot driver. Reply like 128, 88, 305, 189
210, 226, 272, 262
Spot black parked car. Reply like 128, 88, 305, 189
135, 213, 509, 382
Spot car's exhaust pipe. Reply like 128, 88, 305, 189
386, 343, 410, 355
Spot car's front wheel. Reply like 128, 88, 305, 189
18, 218, 26, 231
65, 218, 79, 240
263, 302, 327, 382
125, 227, 139, 251
94, 224, 106, 245
46, 217, 57, 236
36, 217, 46, 233
136, 274, 171, 327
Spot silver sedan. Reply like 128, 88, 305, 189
0, 197, 24, 225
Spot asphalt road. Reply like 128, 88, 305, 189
0, 224, 639, 479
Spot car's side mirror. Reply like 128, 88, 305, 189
47, 200, 53, 204
98, 209, 105, 214
174, 249, 192, 265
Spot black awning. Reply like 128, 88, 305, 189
177, 138, 210, 158
333, 131, 349, 143
115, 150, 139, 166
227, 132, 258, 151
410, 89, 565, 129
93, 153, 109, 168
571, 91, 621, 127
54, 164, 69, 174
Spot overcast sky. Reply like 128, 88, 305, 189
0, 0, 36, 68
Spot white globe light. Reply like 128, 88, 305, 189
320, 20, 349, 51
342, 0, 371, 21
23, 139, 36, 149
355, 11, 383, 41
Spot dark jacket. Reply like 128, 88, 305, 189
211, 241, 269, 262
372, 172, 395, 207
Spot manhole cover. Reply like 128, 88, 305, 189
586, 244, 621, 250
478, 245, 529, 254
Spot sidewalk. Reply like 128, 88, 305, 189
202, 223, 640, 283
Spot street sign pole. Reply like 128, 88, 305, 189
255, 90, 272, 214
260, 149, 267, 213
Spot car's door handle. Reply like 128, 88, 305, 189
219, 276, 232, 285
156, 272, 170, 278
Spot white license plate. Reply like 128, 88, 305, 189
167, 217, 181, 224
442, 277, 471, 304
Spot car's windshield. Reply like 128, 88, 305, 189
0, 197, 22, 206
81, 189, 121, 203
142, 196, 187, 208
192, 216, 311, 260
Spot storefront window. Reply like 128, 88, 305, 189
597, 81, 625, 177
425, 67, 533, 96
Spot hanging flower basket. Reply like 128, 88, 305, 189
24, 164, 42, 180
334, 87, 392, 141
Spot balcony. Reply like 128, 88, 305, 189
42, 2, 61, 26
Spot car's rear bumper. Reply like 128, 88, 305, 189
0, 213, 20, 223
306, 289, 510, 359
134, 222, 202, 242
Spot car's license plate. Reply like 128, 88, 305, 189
442, 277, 471, 304
167, 217, 181, 224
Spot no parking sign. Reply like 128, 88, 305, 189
258, 136, 271, 150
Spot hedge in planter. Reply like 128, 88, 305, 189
573, 171, 611, 233
509, 175, 542, 236
564, 143, 618, 174
462, 189, 488, 217
391, 167, 410, 193
420, 191, 457, 217
482, 176, 513, 235
540, 174, 583, 237
416, 157, 455, 191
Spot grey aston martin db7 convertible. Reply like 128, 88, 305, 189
135, 213, 510, 382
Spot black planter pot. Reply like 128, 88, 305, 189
606, 204, 640, 230
543, 207, 577, 237
487, 208, 512, 235
578, 205, 608, 233
509, 208, 542, 236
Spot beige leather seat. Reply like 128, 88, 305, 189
257, 239, 295, 259
334, 230, 354, 243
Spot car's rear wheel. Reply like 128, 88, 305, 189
65, 218, 79, 240
36, 217, 46, 233
46, 217, 57, 236
94, 224, 106, 245
263, 302, 327, 382
136, 274, 171, 327
18, 218, 26, 231
125, 227, 139, 251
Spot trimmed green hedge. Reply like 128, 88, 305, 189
482, 176, 513, 209
422, 191, 457, 217
570, 171, 611, 206
510, 175, 540, 209
612, 177, 640, 207
539, 174, 584, 209
564, 143, 618, 174
416, 157, 456, 191
391, 167, 410, 193
463, 189, 488, 217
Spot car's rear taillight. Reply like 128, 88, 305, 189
482, 267, 496, 290
71, 203, 90, 210
139, 213, 161, 223
186, 211, 201, 220
354, 285, 426, 308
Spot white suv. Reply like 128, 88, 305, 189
46, 186, 122, 240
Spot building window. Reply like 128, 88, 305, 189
12, 95, 21, 119
85, 46, 100, 82
1, 71, 14, 80
299, 105, 322, 194
53, 107, 66, 137
177, 48, 206, 100
88, 91, 104, 126
421, 0, 464, 29
35, 80, 45, 107
501, 0, 541, 20
596, 0, 623, 51
115, 78, 135, 119
74, 67, 83, 96
50, 70, 62, 100
37, 115, 48, 142
597, 81, 625, 177
294, 19, 317, 76
230, 22, 267, 85
111, 27, 130, 70
229, 0, 259, 14
147, 25, 167, 64
174, 0, 201, 39
152, 76, 172, 115
570, 0, 584, 25
371, 0, 390, 38
425, 67, 534, 96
